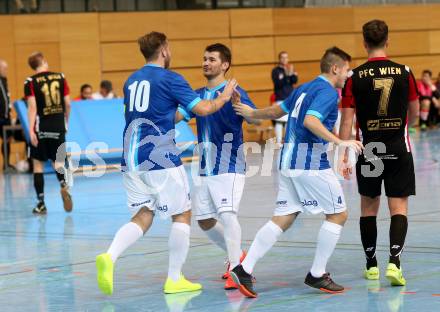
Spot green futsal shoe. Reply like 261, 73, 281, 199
96, 253, 114, 295
364, 266, 380, 280
386, 263, 406, 286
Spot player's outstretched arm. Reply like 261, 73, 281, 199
232, 101, 286, 120
191, 79, 238, 116
304, 114, 363, 154
231, 89, 261, 125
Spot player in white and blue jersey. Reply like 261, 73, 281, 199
229, 47, 363, 297
176, 43, 259, 290
96, 32, 238, 296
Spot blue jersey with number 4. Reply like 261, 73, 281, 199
279, 75, 339, 170
121, 64, 202, 172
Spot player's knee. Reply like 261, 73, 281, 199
171, 209, 192, 225
131, 207, 153, 232
198, 218, 217, 231
326, 210, 348, 225
218, 211, 239, 226
272, 213, 298, 231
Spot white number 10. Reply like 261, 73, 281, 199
128, 80, 150, 112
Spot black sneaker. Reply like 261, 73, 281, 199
230, 265, 257, 298
304, 272, 344, 293
32, 202, 47, 215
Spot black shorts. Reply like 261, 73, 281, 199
356, 150, 415, 198
30, 132, 66, 162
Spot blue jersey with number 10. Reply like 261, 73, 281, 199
121, 64, 202, 172
279, 75, 339, 171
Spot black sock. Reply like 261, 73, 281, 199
56, 167, 67, 188
389, 214, 408, 268
34, 173, 44, 203
360, 216, 378, 269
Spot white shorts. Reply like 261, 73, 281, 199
193, 173, 245, 220
274, 169, 346, 216
123, 165, 191, 219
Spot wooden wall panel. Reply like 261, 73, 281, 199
101, 42, 144, 72
167, 10, 229, 39
247, 91, 273, 109
59, 13, 101, 99
273, 7, 354, 35
275, 34, 357, 62
353, 5, 430, 32
99, 12, 166, 42
101, 71, 131, 97
0, 16, 17, 99
392, 55, 440, 79
292, 61, 321, 84
171, 39, 231, 68
60, 41, 101, 98
231, 37, 275, 65
429, 31, 440, 54
233, 65, 273, 91
385, 31, 430, 57
100, 10, 229, 42
13, 14, 59, 44
173, 68, 205, 90
230, 9, 273, 37
15, 43, 61, 98
59, 13, 100, 41
428, 5, 440, 29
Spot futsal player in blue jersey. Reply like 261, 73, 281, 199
96, 32, 237, 295
176, 43, 259, 290
230, 47, 363, 297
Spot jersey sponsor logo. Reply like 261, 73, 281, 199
157, 204, 168, 212
367, 118, 402, 131
276, 200, 288, 207
131, 199, 151, 207
301, 199, 318, 207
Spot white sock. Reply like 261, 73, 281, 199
310, 221, 343, 278
204, 221, 227, 252
241, 220, 283, 274
107, 222, 143, 263
168, 222, 190, 282
219, 212, 242, 269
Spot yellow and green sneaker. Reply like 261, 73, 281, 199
96, 253, 114, 295
364, 266, 380, 280
386, 263, 406, 286
163, 274, 202, 294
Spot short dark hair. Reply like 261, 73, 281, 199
363, 19, 388, 49
100, 80, 112, 91
205, 43, 232, 73
320, 47, 351, 73
278, 51, 288, 59
80, 84, 92, 92
28, 51, 44, 70
422, 69, 432, 77
138, 31, 167, 61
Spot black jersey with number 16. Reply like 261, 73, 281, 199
24, 71, 70, 134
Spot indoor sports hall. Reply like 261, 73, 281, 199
1, 1, 440, 311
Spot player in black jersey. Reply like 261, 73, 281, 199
25, 52, 73, 215
339, 20, 419, 286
